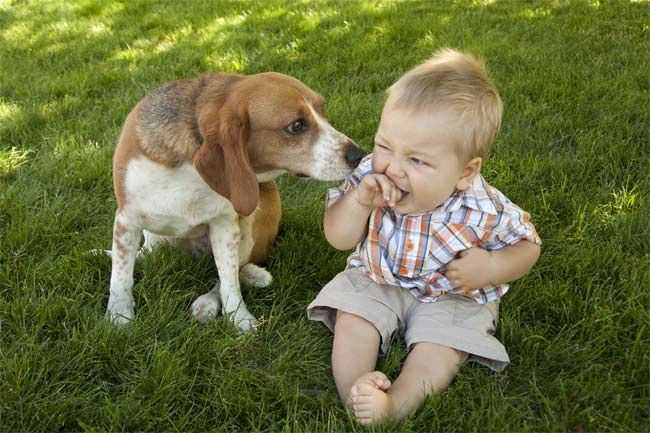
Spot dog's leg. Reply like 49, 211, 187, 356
237, 213, 256, 265
189, 280, 222, 324
240, 263, 272, 287
106, 214, 142, 325
190, 213, 257, 332
237, 213, 273, 288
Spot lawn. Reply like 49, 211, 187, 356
1, 0, 648, 431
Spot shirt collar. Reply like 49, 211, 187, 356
441, 175, 498, 215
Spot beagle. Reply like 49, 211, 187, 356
106, 72, 363, 332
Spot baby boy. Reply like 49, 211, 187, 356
308, 49, 541, 425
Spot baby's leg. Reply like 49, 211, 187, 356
351, 342, 467, 425
332, 310, 381, 407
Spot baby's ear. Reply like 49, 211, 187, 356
456, 157, 482, 191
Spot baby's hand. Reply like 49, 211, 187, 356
353, 174, 403, 209
445, 247, 496, 294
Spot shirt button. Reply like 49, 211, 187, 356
406, 240, 414, 251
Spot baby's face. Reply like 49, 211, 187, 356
371, 100, 470, 214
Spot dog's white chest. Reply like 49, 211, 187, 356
124, 158, 231, 236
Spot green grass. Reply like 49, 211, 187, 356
1, 0, 649, 431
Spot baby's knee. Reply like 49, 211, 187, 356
335, 310, 380, 336
411, 342, 467, 375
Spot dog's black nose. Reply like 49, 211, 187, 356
345, 145, 364, 168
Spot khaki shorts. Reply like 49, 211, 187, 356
307, 268, 510, 371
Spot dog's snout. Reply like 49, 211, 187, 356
345, 144, 364, 168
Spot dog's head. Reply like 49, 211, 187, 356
194, 72, 363, 216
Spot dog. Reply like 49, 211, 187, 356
106, 72, 363, 332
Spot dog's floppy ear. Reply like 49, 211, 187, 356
194, 103, 259, 216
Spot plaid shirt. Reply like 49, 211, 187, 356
326, 155, 541, 304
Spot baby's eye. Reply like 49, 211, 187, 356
410, 157, 426, 165
375, 143, 390, 151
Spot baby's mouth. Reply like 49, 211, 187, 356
397, 188, 409, 202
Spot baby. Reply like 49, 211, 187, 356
308, 49, 541, 425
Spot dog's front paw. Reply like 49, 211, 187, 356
106, 296, 134, 325
239, 264, 272, 288
227, 307, 259, 333
190, 291, 222, 324
221, 298, 258, 333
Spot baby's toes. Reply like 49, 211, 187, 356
355, 383, 377, 398
357, 416, 373, 426
377, 379, 391, 390
360, 371, 391, 391
355, 408, 373, 425
370, 372, 391, 390
356, 371, 389, 388
353, 398, 373, 417
353, 394, 373, 407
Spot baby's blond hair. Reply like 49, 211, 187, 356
388, 48, 503, 161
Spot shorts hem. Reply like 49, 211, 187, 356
406, 332, 510, 372
307, 294, 395, 354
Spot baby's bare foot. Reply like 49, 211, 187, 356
353, 371, 391, 391
344, 371, 391, 408
350, 373, 395, 425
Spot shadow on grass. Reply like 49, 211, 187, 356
3, 0, 646, 152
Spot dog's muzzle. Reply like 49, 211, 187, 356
345, 144, 364, 168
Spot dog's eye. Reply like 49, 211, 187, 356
286, 119, 307, 135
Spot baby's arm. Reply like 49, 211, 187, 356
445, 240, 540, 293
324, 174, 402, 250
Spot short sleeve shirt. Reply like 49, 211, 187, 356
326, 155, 542, 304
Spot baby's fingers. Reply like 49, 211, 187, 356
391, 187, 403, 206
374, 175, 394, 201
385, 186, 397, 206
447, 270, 466, 289
361, 175, 381, 193
355, 176, 383, 207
